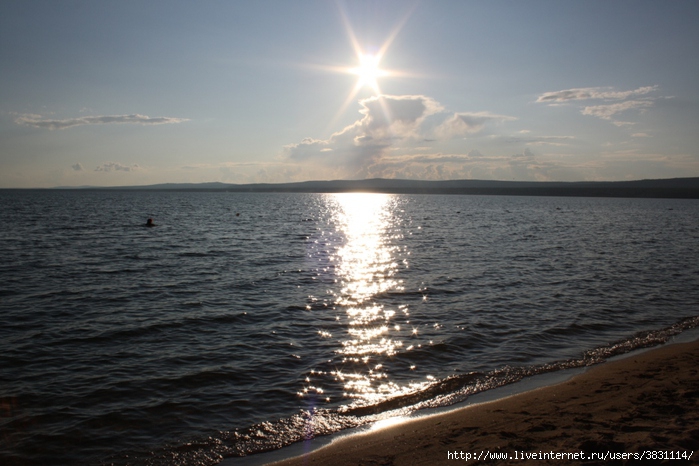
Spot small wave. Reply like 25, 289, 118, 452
340, 371, 483, 416
178, 252, 210, 258
43, 312, 248, 347
98, 317, 698, 466
194, 315, 699, 462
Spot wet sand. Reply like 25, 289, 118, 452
271, 340, 699, 465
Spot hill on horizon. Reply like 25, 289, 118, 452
50, 177, 699, 198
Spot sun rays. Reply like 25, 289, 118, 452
349, 52, 388, 94
319, 2, 417, 131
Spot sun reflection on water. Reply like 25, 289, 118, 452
334, 193, 401, 364
316, 193, 427, 406
333, 193, 402, 307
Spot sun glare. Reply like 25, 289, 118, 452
316, 3, 418, 131
350, 53, 387, 93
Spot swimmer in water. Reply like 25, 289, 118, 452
145, 218, 156, 227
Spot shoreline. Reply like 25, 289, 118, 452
256, 338, 699, 465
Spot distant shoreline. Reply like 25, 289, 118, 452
6, 177, 699, 198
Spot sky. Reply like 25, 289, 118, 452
1, 0, 698, 188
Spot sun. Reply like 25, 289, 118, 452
314, 3, 417, 131
350, 53, 388, 94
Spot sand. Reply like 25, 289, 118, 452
270, 340, 699, 465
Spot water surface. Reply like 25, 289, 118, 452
1, 191, 698, 465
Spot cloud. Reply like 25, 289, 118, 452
71, 163, 84, 171
95, 162, 140, 172
284, 95, 445, 176
581, 100, 654, 120
285, 137, 333, 161
360, 150, 489, 180
434, 112, 517, 138
536, 85, 658, 103
360, 94, 443, 133
501, 135, 575, 146
357, 147, 567, 181
537, 85, 660, 125
283, 94, 515, 178
15, 114, 189, 130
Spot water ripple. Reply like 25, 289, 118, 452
1, 191, 698, 465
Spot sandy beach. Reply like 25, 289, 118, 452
271, 340, 699, 465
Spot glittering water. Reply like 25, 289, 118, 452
1, 190, 698, 465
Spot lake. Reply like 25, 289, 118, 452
1, 190, 698, 465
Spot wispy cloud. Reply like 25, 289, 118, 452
95, 162, 140, 172
15, 114, 189, 130
536, 85, 660, 126
360, 147, 571, 181
501, 135, 575, 146
359, 150, 492, 180
581, 100, 654, 120
434, 112, 516, 138
536, 85, 658, 103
